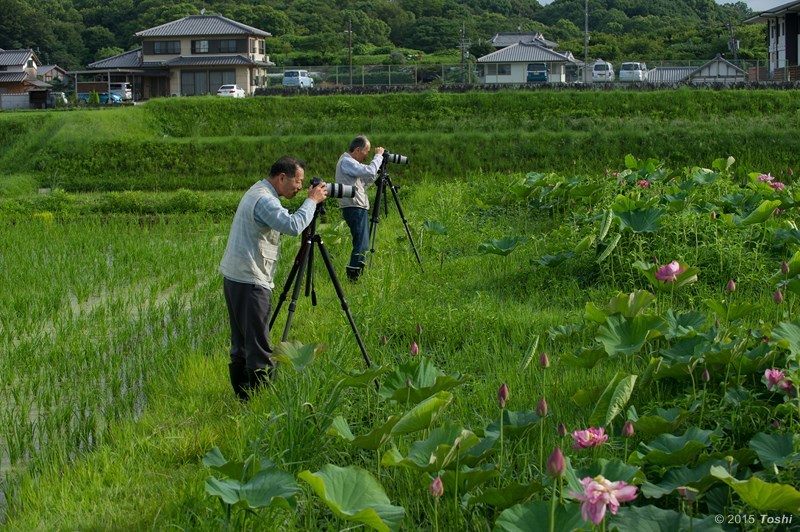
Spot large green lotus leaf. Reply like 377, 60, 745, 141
771, 319, 800, 358
641, 458, 733, 498
704, 299, 761, 323
663, 309, 707, 339
653, 359, 696, 380
205, 477, 242, 506
573, 234, 595, 253
604, 290, 656, 318
597, 314, 665, 357
615, 206, 666, 233
749, 432, 799, 468
494, 501, 583, 532
576, 458, 643, 484
339, 366, 391, 389
240, 469, 301, 510
660, 335, 707, 362
468, 481, 543, 510
478, 236, 527, 256
711, 465, 800, 513
298, 465, 405, 532
634, 427, 716, 466
273, 341, 325, 372
422, 220, 448, 235
610, 505, 724, 532
568, 183, 603, 199
327, 415, 399, 451
379, 358, 464, 404
634, 408, 686, 437
202, 447, 273, 482
531, 252, 575, 267
459, 435, 498, 467
737, 199, 782, 226
485, 409, 542, 439
561, 344, 608, 369
381, 424, 480, 472
589, 373, 637, 427
585, 301, 608, 323
442, 463, 499, 493
390, 391, 452, 436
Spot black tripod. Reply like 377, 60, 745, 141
270, 203, 372, 369
368, 166, 423, 270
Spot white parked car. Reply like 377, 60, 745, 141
591, 60, 614, 82
619, 62, 648, 82
282, 70, 314, 89
217, 84, 246, 98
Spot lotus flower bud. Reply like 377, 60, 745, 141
622, 420, 635, 438
557, 422, 567, 437
381, 335, 388, 345
774, 290, 784, 304
714, 319, 720, 328
410, 341, 419, 356
536, 397, 548, 417
676, 486, 698, 502
701, 368, 710, 382
429, 476, 444, 497
498, 383, 509, 409
406, 378, 412, 388
538, 351, 550, 368
546, 447, 566, 478
781, 261, 790, 274
725, 279, 736, 292
710, 210, 718, 220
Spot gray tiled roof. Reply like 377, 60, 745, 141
490, 32, 558, 49
165, 55, 266, 66
0, 49, 34, 67
478, 42, 575, 63
135, 14, 270, 37
0, 71, 28, 82
88, 49, 144, 69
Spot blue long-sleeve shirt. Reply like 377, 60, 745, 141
254, 180, 316, 236
335, 151, 384, 210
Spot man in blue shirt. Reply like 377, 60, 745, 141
335, 135, 384, 281
219, 156, 327, 400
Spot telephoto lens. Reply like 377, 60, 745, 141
384, 152, 408, 164
311, 177, 355, 198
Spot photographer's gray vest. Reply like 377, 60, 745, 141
219, 181, 281, 289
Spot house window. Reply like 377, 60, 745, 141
498, 64, 511, 75
219, 39, 238, 53
259, 40, 265, 54
153, 40, 181, 54
486, 64, 497, 76
27, 59, 34, 68
193, 40, 209, 54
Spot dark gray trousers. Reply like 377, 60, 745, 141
223, 277, 273, 371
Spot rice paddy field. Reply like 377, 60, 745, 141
1, 89, 799, 530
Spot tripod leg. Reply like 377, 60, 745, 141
314, 239, 372, 369
368, 177, 384, 268
281, 238, 311, 342
388, 178, 424, 271
270, 239, 308, 331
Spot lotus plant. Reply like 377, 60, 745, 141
570, 475, 638, 526
571, 427, 608, 449
498, 383, 509, 470
655, 261, 686, 282
546, 447, 566, 532
622, 420, 635, 459
410, 341, 419, 357
430, 476, 443, 532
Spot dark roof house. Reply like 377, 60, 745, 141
0, 49, 44, 94
744, 1, 800, 80
477, 41, 577, 83
79, 13, 275, 99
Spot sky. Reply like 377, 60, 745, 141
537, 0, 782, 10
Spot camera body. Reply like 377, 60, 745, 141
311, 177, 355, 199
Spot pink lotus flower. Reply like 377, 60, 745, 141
536, 397, 548, 417
498, 383, 509, 409
655, 261, 686, 282
725, 279, 736, 292
770, 181, 785, 191
758, 173, 774, 182
780, 379, 797, 398
637, 180, 650, 188
570, 475, 638, 525
622, 421, 635, 438
410, 341, 419, 356
429, 476, 444, 497
764, 369, 786, 391
571, 427, 608, 449
539, 351, 550, 368
774, 290, 784, 304
546, 447, 566, 478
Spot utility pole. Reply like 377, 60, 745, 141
459, 22, 471, 84
348, 18, 353, 87
727, 19, 740, 63
584, 0, 589, 82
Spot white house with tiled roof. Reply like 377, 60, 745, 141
81, 13, 274, 98
745, 0, 800, 80
477, 42, 577, 83
0, 48, 43, 93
